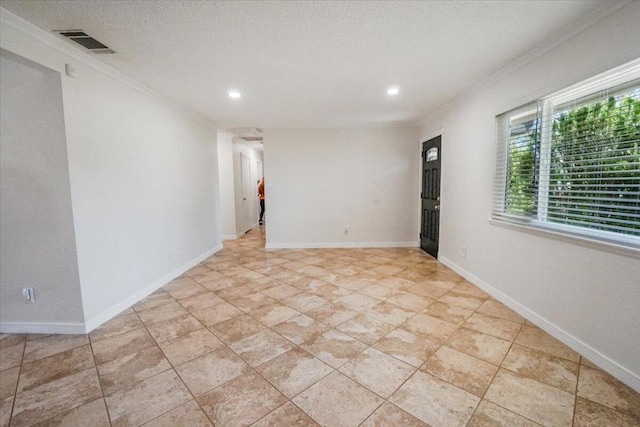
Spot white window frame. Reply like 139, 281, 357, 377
492, 59, 640, 256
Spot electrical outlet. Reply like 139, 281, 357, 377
22, 287, 35, 303
344, 226, 349, 235
179, 245, 185, 256
461, 245, 467, 258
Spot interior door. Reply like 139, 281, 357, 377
240, 154, 252, 233
420, 136, 441, 258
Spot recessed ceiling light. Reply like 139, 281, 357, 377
387, 87, 400, 96
228, 91, 241, 99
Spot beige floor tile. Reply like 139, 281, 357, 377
515, 326, 580, 362
142, 400, 212, 427
373, 328, 440, 368
438, 291, 485, 310
0, 367, 19, 400
364, 301, 416, 326
423, 301, 474, 325
336, 314, 394, 345
450, 282, 490, 299
386, 292, 433, 312
335, 293, 380, 312
476, 300, 524, 323
464, 312, 521, 341
89, 314, 144, 343
339, 347, 416, 398
445, 327, 511, 365
577, 365, 640, 421
145, 314, 203, 343
408, 281, 452, 299
580, 357, 602, 370
307, 282, 352, 301
179, 292, 225, 312
230, 292, 276, 312
32, 398, 110, 427
262, 283, 303, 300
468, 400, 539, 427
249, 303, 300, 326
292, 371, 384, 427
0, 396, 12, 427
175, 346, 250, 396
421, 346, 498, 397
256, 348, 333, 398
208, 314, 267, 344
361, 402, 429, 426
197, 372, 287, 426
502, 344, 578, 393
18, 345, 94, 394
105, 370, 191, 427
359, 284, 399, 300
22, 334, 89, 363
573, 396, 639, 427
11, 368, 102, 427
199, 277, 235, 292
184, 264, 212, 278
216, 284, 255, 301
163, 277, 209, 300
306, 303, 358, 326
390, 370, 480, 427
137, 301, 188, 325
190, 302, 243, 326
282, 293, 329, 313
229, 329, 294, 367
252, 401, 319, 427
0, 344, 24, 371
132, 291, 174, 312
484, 369, 574, 427
401, 313, 458, 343
0, 334, 26, 350
301, 329, 368, 368
92, 327, 156, 365
157, 328, 222, 366
271, 314, 328, 345
97, 346, 170, 395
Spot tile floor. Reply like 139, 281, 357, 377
1, 227, 638, 426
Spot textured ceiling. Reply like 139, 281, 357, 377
1, 1, 610, 129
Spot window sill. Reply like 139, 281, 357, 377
488, 217, 640, 260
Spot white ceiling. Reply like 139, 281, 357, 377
2, 1, 609, 129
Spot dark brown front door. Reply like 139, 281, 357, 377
420, 136, 441, 258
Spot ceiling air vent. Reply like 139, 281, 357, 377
55, 30, 115, 54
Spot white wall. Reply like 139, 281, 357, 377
0, 50, 84, 328
264, 127, 420, 248
1, 12, 222, 332
419, 2, 640, 390
217, 131, 237, 239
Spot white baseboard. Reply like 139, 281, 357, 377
265, 241, 419, 249
222, 233, 242, 240
0, 321, 86, 335
439, 255, 640, 393
83, 243, 223, 333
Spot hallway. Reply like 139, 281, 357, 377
1, 227, 638, 426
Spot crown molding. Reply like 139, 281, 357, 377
0, 7, 219, 131
418, 0, 634, 124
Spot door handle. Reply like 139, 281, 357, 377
243, 197, 247, 200
434, 205, 440, 210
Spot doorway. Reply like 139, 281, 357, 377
240, 153, 253, 234
420, 135, 441, 258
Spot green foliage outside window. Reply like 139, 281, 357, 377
505, 87, 640, 236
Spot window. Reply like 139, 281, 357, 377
494, 60, 640, 249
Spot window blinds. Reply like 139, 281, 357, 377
494, 60, 640, 246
